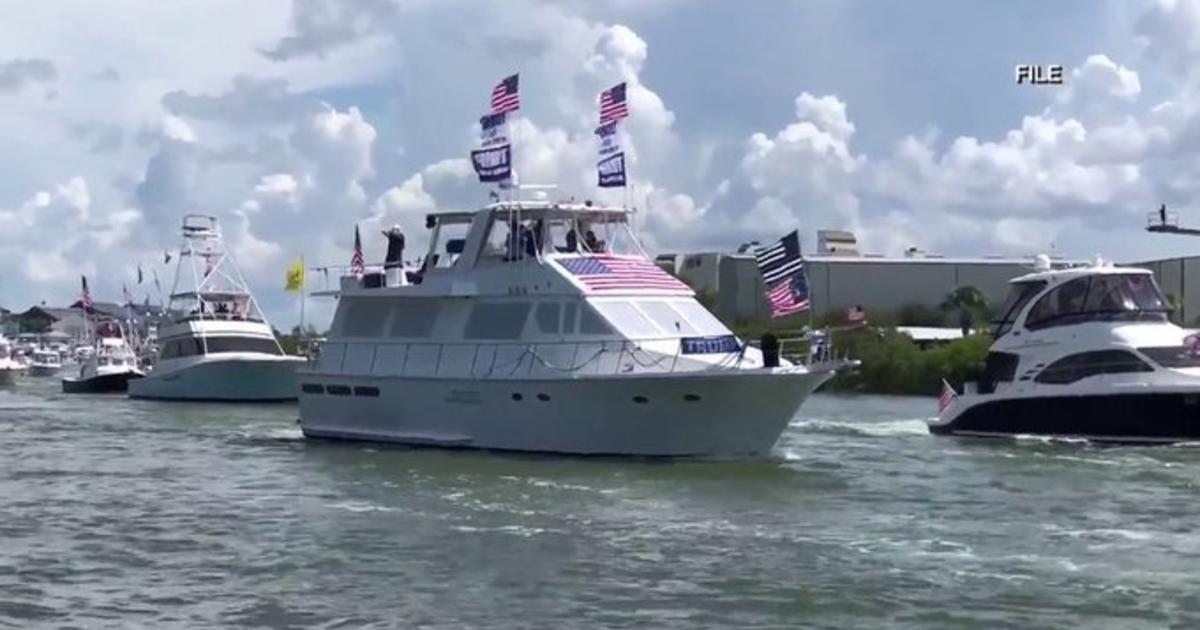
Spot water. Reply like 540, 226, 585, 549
2, 379, 1199, 629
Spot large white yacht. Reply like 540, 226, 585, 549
128, 215, 304, 402
299, 197, 847, 457
930, 256, 1200, 443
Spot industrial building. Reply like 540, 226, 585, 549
661, 229, 1197, 324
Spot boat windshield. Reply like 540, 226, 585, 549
992, 280, 1046, 338
1025, 273, 1168, 330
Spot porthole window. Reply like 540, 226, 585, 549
536, 393, 550, 401
683, 394, 701, 402
633, 395, 649, 404
512, 393, 523, 401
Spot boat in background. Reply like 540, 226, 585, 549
62, 322, 145, 393
930, 256, 1200, 443
0, 337, 27, 385
128, 214, 304, 402
28, 349, 63, 377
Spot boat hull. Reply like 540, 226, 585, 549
298, 368, 834, 457
128, 355, 303, 402
930, 391, 1200, 443
0, 368, 22, 386
62, 371, 142, 394
28, 365, 60, 377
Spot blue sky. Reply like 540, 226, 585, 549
1, 0, 1198, 328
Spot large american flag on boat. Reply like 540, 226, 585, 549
559, 255, 691, 294
938, 379, 958, 415
755, 230, 810, 318
490, 74, 520, 115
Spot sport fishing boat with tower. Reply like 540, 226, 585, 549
930, 255, 1200, 442
299, 191, 847, 457
128, 214, 304, 402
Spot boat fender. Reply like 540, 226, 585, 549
761, 334, 780, 368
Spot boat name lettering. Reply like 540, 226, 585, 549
680, 335, 740, 355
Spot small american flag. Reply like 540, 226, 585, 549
559, 255, 692, 294
80, 275, 93, 310
350, 224, 365, 276
938, 379, 958, 415
599, 82, 628, 124
847, 305, 866, 324
491, 74, 520, 115
122, 283, 133, 307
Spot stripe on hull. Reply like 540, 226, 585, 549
932, 392, 1200, 443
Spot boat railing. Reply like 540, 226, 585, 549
311, 336, 771, 379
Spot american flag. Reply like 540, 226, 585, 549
599, 82, 628, 124
559, 255, 692, 294
491, 74, 520, 115
938, 379, 958, 415
350, 224, 365, 275
755, 230, 810, 318
122, 283, 133, 306
847, 305, 866, 324
764, 273, 810, 318
80, 275, 93, 310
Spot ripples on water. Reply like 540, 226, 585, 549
1, 380, 1199, 628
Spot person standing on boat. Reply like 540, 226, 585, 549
382, 225, 406, 269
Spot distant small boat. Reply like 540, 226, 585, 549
0, 337, 26, 385
62, 327, 144, 394
28, 349, 63, 377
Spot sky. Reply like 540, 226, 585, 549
3, 0, 1200, 329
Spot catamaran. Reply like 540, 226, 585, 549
298, 194, 848, 457
128, 215, 304, 402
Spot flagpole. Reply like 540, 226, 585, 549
299, 253, 306, 337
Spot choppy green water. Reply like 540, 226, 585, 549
1, 378, 1198, 629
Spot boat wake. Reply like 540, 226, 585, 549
790, 418, 930, 438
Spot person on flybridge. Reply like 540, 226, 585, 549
381, 225, 407, 286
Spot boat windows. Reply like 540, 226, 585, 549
579, 303, 614, 335
535, 302, 561, 334
388, 300, 441, 338
1026, 274, 1169, 331
561, 301, 579, 334
1034, 350, 1153, 385
992, 281, 1046, 338
338, 299, 391, 337
977, 351, 1020, 394
428, 221, 469, 269
594, 301, 660, 338
203, 337, 283, 355
672, 299, 731, 335
1138, 346, 1200, 369
465, 302, 532, 339
640, 301, 700, 336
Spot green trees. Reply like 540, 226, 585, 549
823, 328, 990, 395
940, 286, 990, 336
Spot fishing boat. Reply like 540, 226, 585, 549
0, 336, 27, 385
127, 214, 304, 402
930, 256, 1200, 443
61, 322, 144, 393
298, 195, 849, 457
28, 349, 63, 376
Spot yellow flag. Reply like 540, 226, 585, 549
285, 258, 304, 292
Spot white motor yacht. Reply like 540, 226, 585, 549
128, 214, 304, 402
930, 256, 1200, 443
28, 349, 63, 376
299, 197, 849, 457
0, 337, 27, 385
62, 323, 144, 393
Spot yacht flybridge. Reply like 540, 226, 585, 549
128, 215, 304, 402
930, 256, 1200, 443
299, 197, 847, 457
